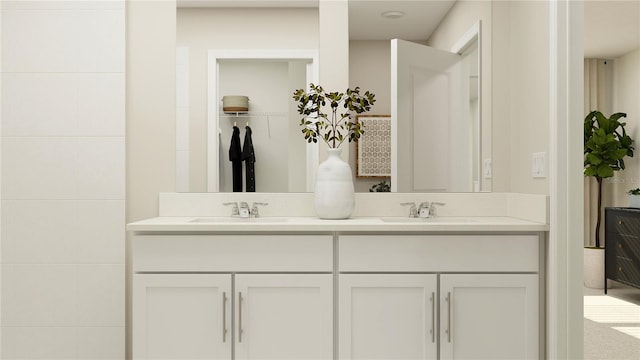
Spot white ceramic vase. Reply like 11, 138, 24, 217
314, 148, 355, 219
583, 247, 605, 289
629, 194, 640, 208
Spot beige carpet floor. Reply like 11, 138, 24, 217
584, 283, 640, 360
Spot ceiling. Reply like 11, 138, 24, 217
177, 0, 640, 58
584, 0, 640, 59
348, 0, 456, 41
177, 0, 456, 41
177, 0, 318, 7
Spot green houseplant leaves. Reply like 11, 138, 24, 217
584, 110, 634, 247
293, 83, 376, 148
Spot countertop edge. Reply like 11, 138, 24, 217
127, 216, 549, 233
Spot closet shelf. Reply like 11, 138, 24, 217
219, 111, 288, 118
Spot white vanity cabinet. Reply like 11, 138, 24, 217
339, 274, 439, 360
133, 274, 232, 360
338, 235, 540, 360
130, 227, 544, 360
439, 274, 538, 360
234, 274, 333, 360
131, 234, 334, 360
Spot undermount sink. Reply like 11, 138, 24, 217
381, 217, 478, 224
189, 217, 289, 223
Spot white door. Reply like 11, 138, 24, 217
235, 274, 333, 360
339, 274, 438, 360
132, 274, 232, 360
440, 274, 539, 360
391, 39, 469, 192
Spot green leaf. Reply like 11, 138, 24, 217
586, 153, 602, 165
584, 166, 598, 177
597, 164, 614, 178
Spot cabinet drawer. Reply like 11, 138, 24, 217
606, 210, 640, 237
607, 257, 640, 286
133, 235, 333, 272
339, 235, 539, 272
612, 236, 640, 260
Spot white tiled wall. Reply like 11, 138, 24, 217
1, 1, 125, 359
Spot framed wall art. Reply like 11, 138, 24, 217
355, 115, 391, 178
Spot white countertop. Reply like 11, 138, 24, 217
127, 216, 549, 232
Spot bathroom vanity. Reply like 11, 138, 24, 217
128, 193, 548, 360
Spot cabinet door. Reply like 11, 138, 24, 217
133, 274, 232, 360
440, 274, 538, 360
339, 274, 438, 360
235, 274, 333, 360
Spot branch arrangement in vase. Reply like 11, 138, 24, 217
293, 83, 376, 148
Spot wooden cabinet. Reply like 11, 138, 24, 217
132, 235, 333, 360
235, 274, 333, 360
605, 207, 640, 292
338, 235, 540, 360
132, 233, 541, 360
132, 274, 232, 360
339, 275, 438, 360
439, 274, 538, 360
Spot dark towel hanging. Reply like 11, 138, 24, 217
242, 125, 256, 192
229, 125, 243, 192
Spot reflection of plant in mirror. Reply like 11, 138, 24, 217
369, 180, 390, 192
293, 83, 375, 148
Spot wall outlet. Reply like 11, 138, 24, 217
532, 152, 546, 178
483, 158, 492, 179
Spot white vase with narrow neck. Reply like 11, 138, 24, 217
314, 148, 355, 219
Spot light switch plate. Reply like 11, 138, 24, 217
532, 152, 546, 178
483, 158, 492, 179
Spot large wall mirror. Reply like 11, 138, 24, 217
175, 0, 492, 193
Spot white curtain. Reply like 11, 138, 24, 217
584, 59, 612, 247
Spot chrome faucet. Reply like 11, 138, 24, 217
418, 202, 431, 218
223, 202, 239, 216
401, 202, 418, 218
429, 202, 446, 217
251, 202, 268, 218
238, 202, 250, 218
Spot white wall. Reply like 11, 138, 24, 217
430, 0, 550, 195
177, 7, 319, 193
349, 40, 392, 192
428, 0, 493, 192
492, 0, 550, 194
605, 49, 640, 208
1, 1, 125, 358
127, 1, 176, 223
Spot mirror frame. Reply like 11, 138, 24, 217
207, 49, 320, 192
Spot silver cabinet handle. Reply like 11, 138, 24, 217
446, 292, 452, 343
430, 292, 435, 343
238, 292, 244, 343
222, 292, 228, 342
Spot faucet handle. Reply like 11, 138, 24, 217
251, 202, 268, 218
223, 202, 239, 216
238, 202, 250, 218
400, 202, 418, 218
418, 202, 431, 218
429, 202, 446, 217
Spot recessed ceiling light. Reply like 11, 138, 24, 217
381, 11, 405, 19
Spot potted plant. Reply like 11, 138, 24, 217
370, 180, 391, 192
293, 83, 376, 219
583, 110, 634, 287
628, 188, 640, 208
